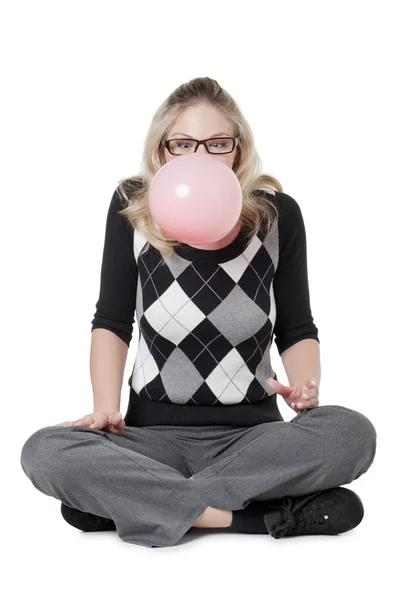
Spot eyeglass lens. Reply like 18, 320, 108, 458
168, 138, 234, 154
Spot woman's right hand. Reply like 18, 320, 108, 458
54, 411, 125, 435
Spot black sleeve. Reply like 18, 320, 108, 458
90, 188, 138, 347
272, 192, 320, 355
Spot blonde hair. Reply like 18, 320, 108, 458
116, 76, 283, 259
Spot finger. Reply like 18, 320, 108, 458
267, 378, 295, 396
111, 418, 124, 431
110, 425, 123, 435
304, 378, 318, 390
300, 388, 316, 401
74, 414, 94, 425
294, 395, 319, 410
291, 386, 316, 408
304, 377, 315, 388
105, 414, 121, 431
295, 381, 318, 406
299, 378, 319, 399
296, 392, 314, 408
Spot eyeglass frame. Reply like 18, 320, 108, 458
162, 135, 240, 155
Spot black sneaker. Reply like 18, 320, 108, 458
60, 503, 117, 532
263, 487, 364, 538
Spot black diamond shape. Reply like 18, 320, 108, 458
186, 397, 200, 406
137, 373, 165, 400
179, 319, 234, 378
177, 263, 235, 314
245, 377, 269, 402
208, 398, 225, 406
191, 381, 219, 405
140, 315, 176, 370
235, 320, 273, 369
238, 246, 274, 311
139, 252, 176, 312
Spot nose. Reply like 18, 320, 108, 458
196, 143, 208, 154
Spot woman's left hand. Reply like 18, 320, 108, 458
267, 376, 319, 414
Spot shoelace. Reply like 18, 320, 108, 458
264, 490, 338, 538
287, 497, 338, 535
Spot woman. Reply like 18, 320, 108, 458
20, 77, 377, 548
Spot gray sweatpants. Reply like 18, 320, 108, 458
20, 404, 377, 548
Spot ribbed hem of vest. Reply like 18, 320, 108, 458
124, 387, 284, 427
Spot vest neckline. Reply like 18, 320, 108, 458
173, 225, 252, 263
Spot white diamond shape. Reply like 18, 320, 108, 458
233, 363, 255, 395
206, 364, 231, 396
160, 280, 191, 314
160, 318, 190, 345
145, 299, 171, 331
219, 382, 245, 404
146, 281, 205, 345
220, 254, 249, 282
174, 298, 205, 330
219, 348, 244, 379
131, 335, 159, 393
269, 279, 277, 328
243, 235, 262, 262
218, 349, 254, 396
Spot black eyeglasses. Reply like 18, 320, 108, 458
162, 136, 240, 155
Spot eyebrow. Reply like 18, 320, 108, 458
170, 132, 232, 138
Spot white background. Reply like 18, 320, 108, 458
2, 0, 397, 598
